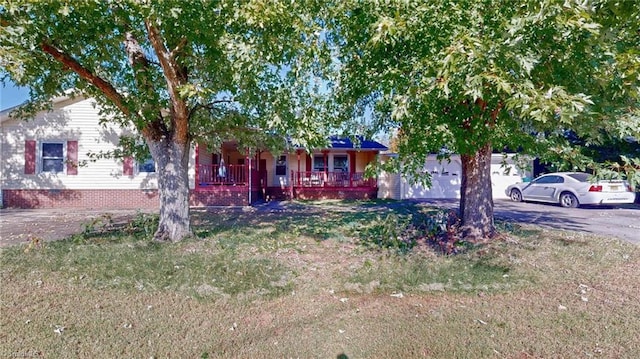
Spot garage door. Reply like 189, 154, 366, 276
400, 155, 527, 200
402, 158, 462, 199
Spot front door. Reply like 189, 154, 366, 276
274, 155, 288, 187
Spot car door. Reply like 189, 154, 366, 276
523, 175, 558, 201
540, 175, 564, 201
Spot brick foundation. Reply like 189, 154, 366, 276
1, 189, 159, 209
292, 187, 378, 200
1, 186, 378, 209
190, 186, 250, 207
1, 187, 253, 209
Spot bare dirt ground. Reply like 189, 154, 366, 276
0, 208, 148, 247
0, 203, 286, 247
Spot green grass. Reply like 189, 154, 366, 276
1, 200, 639, 358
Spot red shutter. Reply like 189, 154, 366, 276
66, 140, 78, 175
306, 154, 312, 172
123, 157, 134, 176
24, 140, 36, 174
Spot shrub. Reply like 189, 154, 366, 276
356, 209, 468, 255
357, 213, 420, 254
418, 209, 467, 255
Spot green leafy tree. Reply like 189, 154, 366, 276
327, 0, 640, 240
1, 1, 331, 241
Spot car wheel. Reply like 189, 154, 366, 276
559, 192, 579, 208
510, 189, 523, 202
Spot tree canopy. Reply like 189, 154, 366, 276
1, 1, 333, 241
326, 0, 640, 238
1, 1, 334, 149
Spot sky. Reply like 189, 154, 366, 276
0, 82, 30, 111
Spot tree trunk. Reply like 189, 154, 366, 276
459, 142, 495, 241
148, 137, 193, 242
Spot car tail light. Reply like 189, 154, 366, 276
588, 185, 602, 192
627, 184, 634, 192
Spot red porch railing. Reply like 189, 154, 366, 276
198, 164, 247, 185
290, 171, 376, 188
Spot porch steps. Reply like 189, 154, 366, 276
265, 188, 290, 201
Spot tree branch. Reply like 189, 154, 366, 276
170, 37, 188, 60
40, 42, 130, 116
145, 20, 190, 144
203, 99, 236, 107
188, 99, 237, 120
123, 31, 167, 141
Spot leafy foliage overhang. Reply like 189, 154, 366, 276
325, 0, 640, 185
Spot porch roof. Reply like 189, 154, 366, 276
200, 136, 388, 153
327, 136, 388, 151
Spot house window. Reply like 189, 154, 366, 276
41, 142, 64, 173
275, 155, 287, 176
138, 157, 156, 173
313, 155, 326, 172
333, 155, 348, 172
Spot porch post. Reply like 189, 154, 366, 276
246, 148, 251, 205
323, 150, 329, 173
290, 170, 295, 200
348, 150, 356, 187
296, 149, 302, 186
322, 150, 329, 187
257, 150, 265, 200
195, 143, 200, 190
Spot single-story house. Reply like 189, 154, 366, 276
377, 153, 532, 201
0, 96, 387, 209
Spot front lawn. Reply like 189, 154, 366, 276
1, 200, 639, 358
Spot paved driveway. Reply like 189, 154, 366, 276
415, 199, 639, 245
492, 199, 640, 245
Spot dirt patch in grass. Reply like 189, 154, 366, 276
2, 200, 639, 358
0, 208, 153, 247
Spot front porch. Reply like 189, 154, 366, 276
288, 170, 378, 200
194, 142, 260, 206
193, 138, 386, 206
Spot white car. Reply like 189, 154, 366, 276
506, 172, 636, 208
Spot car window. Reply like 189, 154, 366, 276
533, 176, 556, 184
567, 173, 589, 182
534, 175, 566, 184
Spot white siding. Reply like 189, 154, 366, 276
379, 154, 531, 200
377, 171, 401, 200
1, 97, 196, 190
